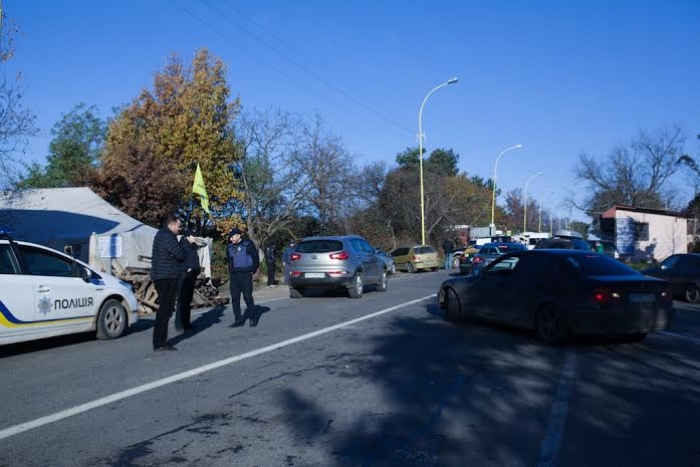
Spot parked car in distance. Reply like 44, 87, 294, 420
454, 243, 480, 272
288, 235, 388, 299
438, 249, 675, 345
641, 253, 700, 302
390, 245, 440, 273
0, 229, 139, 346
536, 230, 591, 251
374, 248, 396, 275
514, 231, 551, 250
470, 242, 527, 275
588, 239, 620, 259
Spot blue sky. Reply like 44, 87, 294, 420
6, 0, 700, 222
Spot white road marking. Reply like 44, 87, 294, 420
0, 294, 434, 441
536, 350, 578, 467
659, 330, 700, 344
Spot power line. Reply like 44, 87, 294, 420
174, 0, 329, 106
185, 0, 414, 136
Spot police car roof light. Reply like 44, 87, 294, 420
0, 226, 14, 238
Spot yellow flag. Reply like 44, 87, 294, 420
192, 163, 210, 214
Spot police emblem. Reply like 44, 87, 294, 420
38, 296, 52, 315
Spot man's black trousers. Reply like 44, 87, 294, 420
153, 278, 177, 349
266, 262, 276, 286
229, 271, 255, 321
176, 273, 196, 329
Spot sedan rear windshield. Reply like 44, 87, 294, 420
565, 254, 639, 276
297, 240, 343, 253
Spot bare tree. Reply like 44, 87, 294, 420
234, 108, 312, 252
292, 114, 355, 233
573, 126, 685, 216
0, 15, 38, 189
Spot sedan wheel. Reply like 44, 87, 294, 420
444, 287, 461, 321
348, 273, 364, 298
96, 299, 127, 340
535, 305, 570, 345
685, 285, 700, 303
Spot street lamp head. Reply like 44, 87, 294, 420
514, 144, 523, 149
447, 77, 459, 85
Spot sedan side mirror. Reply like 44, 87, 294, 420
80, 267, 93, 282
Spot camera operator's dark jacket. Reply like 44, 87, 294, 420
177, 237, 201, 277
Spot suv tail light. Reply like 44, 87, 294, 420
290, 253, 301, 261
330, 251, 350, 260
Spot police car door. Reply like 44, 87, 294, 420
0, 243, 36, 341
18, 245, 96, 330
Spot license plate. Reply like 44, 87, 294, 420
305, 273, 325, 279
629, 293, 654, 303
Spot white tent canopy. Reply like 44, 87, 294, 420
0, 187, 211, 277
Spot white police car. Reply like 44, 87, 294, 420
0, 229, 139, 346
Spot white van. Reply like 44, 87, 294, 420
516, 232, 551, 250
0, 230, 139, 346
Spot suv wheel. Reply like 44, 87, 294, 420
290, 287, 305, 299
348, 273, 364, 298
406, 262, 416, 274
685, 284, 700, 303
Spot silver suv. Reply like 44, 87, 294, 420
288, 235, 388, 298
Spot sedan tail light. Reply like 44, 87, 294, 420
661, 286, 673, 302
290, 253, 301, 261
330, 251, 350, 260
472, 257, 484, 264
592, 286, 621, 304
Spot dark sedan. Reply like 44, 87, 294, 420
641, 253, 700, 303
438, 249, 675, 345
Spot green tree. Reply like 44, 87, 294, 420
20, 103, 106, 188
93, 49, 242, 228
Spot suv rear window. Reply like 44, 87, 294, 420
297, 240, 343, 253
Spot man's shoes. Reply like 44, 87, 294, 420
182, 324, 196, 332
154, 344, 177, 352
249, 317, 259, 327
229, 319, 245, 328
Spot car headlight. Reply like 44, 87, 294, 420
119, 279, 134, 292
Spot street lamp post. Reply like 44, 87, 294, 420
490, 144, 522, 236
538, 190, 555, 232
523, 172, 544, 232
418, 77, 458, 245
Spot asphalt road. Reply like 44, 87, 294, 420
1, 270, 699, 467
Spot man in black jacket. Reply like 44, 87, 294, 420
226, 228, 260, 327
151, 214, 186, 351
175, 228, 201, 332
264, 242, 277, 287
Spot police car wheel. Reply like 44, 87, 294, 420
96, 299, 128, 340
